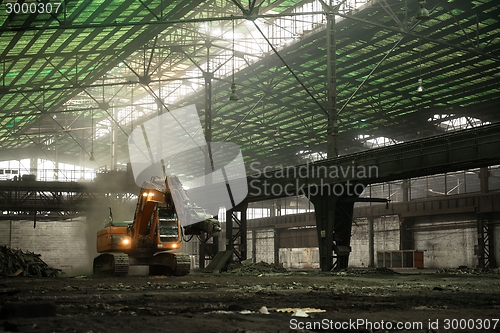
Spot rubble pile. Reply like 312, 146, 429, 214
373, 267, 400, 275
228, 261, 288, 275
437, 267, 500, 275
0, 246, 61, 278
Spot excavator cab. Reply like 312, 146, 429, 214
157, 207, 180, 246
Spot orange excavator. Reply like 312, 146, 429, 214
93, 175, 221, 276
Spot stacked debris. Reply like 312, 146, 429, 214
0, 246, 61, 278
227, 261, 288, 275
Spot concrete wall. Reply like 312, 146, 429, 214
279, 248, 319, 269
373, 215, 400, 252
275, 215, 400, 269
248, 228, 274, 264
349, 219, 369, 267
0, 218, 101, 276
272, 214, 500, 270
412, 215, 479, 268
413, 227, 477, 268
0, 220, 12, 246
349, 215, 400, 268
2, 214, 498, 274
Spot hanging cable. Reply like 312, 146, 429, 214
229, 16, 239, 101
417, 37, 424, 92
90, 110, 95, 161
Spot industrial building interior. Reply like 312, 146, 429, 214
1, 0, 500, 331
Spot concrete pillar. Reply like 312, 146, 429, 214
400, 217, 414, 250
270, 203, 276, 217
252, 229, 257, 263
29, 156, 37, 178
402, 179, 410, 202
368, 217, 374, 267
274, 228, 280, 265
479, 167, 489, 194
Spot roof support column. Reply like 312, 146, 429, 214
476, 167, 494, 268
199, 40, 219, 269
325, 1, 338, 158
225, 202, 248, 263
308, 185, 356, 271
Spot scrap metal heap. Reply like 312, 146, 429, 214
0, 246, 61, 278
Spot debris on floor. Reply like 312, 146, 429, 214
291, 309, 309, 317
0, 245, 61, 278
331, 267, 400, 276
277, 307, 326, 316
373, 267, 401, 274
0, 284, 20, 297
226, 261, 288, 275
437, 267, 500, 275
1, 271, 498, 332
239, 310, 253, 315
258, 306, 270, 315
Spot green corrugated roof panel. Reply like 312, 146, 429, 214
1, 0, 500, 167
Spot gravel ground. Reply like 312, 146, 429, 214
1, 267, 499, 333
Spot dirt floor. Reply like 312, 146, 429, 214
1, 265, 500, 333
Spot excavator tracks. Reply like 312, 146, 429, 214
93, 253, 129, 276
148, 252, 191, 276
93, 252, 190, 276
172, 253, 191, 276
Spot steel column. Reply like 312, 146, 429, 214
198, 41, 218, 269
225, 202, 248, 263
476, 213, 493, 269
325, 1, 338, 158
476, 167, 493, 268
308, 185, 356, 271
